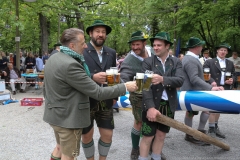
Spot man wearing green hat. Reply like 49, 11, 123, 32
50, 43, 61, 56
138, 32, 184, 160
120, 30, 155, 160
81, 20, 117, 160
204, 43, 235, 139
181, 37, 224, 146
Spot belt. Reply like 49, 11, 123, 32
161, 99, 169, 102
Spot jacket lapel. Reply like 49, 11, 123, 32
214, 58, 222, 72
154, 56, 173, 76
86, 43, 102, 69
154, 57, 164, 76
101, 47, 109, 70
225, 59, 231, 72
164, 58, 173, 75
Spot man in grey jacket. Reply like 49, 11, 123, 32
43, 28, 137, 160
120, 30, 154, 160
181, 37, 224, 146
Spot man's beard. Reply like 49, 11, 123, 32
134, 48, 145, 55
91, 37, 105, 47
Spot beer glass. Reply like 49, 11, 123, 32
225, 72, 231, 80
114, 73, 121, 84
203, 68, 210, 81
110, 67, 120, 85
135, 73, 144, 93
143, 70, 154, 91
143, 73, 153, 91
106, 69, 114, 86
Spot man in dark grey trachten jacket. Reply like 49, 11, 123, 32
138, 32, 184, 160
181, 37, 224, 146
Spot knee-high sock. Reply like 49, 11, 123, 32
98, 139, 112, 157
131, 127, 140, 149
198, 112, 209, 130
82, 139, 95, 159
184, 116, 193, 127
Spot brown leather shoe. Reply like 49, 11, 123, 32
130, 147, 139, 160
185, 134, 210, 146
198, 129, 207, 134
198, 129, 211, 145
12, 91, 16, 95
20, 89, 26, 93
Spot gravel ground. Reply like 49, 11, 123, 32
0, 88, 239, 160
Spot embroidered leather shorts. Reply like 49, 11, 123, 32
50, 124, 82, 158
141, 100, 175, 136
129, 92, 143, 124
82, 100, 114, 134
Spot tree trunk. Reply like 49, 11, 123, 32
75, 10, 84, 30
39, 13, 49, 56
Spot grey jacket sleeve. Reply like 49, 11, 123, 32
120, 61, 134, 82
66, 62, 126, 100
185, 59, 212, 90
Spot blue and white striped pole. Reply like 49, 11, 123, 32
113, 91, 240, 113
177, 91, 240, 113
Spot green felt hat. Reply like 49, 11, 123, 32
128, 31, 148, 43
150, 32, 173, 46
86, 20, 112, 35
186, 37, 205, 48
216, 43, 231, 51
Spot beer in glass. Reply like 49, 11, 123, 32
203, 68, 210, 81
143, 73, 153, 91
110, 67, 120, 85
135, 73, 144, 93
225, 72, 231, 80
106, 69, 114, 86
114, 73, 121, 84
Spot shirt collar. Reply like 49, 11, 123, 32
90, 41, 103, 55
217, 56, 225, 62
156, 54, 170, 63
130, 46, 152, 61
186, 51, 199, 59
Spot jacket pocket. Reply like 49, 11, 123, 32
78, 102, 90, 110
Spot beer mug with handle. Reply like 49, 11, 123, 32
143, 70, 154, 91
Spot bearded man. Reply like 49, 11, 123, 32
81, 20, 118, 160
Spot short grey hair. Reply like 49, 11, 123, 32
60, 28, 84, 46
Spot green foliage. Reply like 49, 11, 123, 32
0, 0, 240, 55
